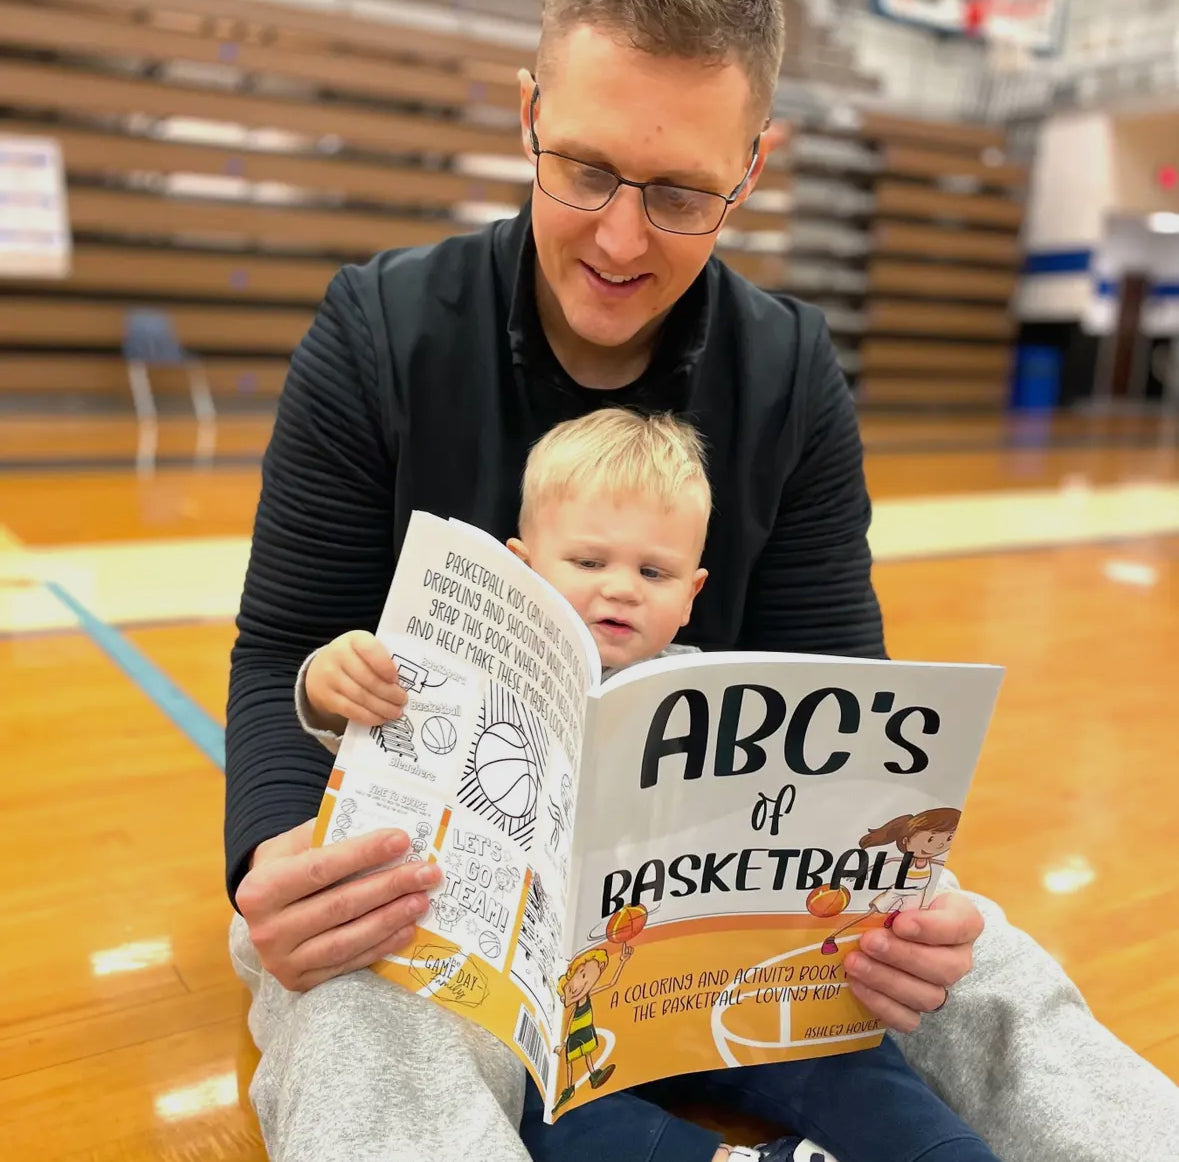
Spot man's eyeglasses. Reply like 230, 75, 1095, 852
527, 85, 760, 237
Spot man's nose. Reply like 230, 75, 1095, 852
593, 185, 651, 268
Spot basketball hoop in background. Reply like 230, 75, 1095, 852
968, 0, 1061, 72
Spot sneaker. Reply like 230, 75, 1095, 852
588, 1063, 615, 1088
551, 1085, 574, 1112
726, 1136, 839, 1154
726, 1139, 841, 1162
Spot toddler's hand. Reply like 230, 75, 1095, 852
305, 630, 408, 729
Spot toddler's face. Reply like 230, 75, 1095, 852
511, 487, 707, 670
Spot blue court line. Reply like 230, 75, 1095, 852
43, 580, 226, 771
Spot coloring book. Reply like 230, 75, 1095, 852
313, 511, 1003, 1122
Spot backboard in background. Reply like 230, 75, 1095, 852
872, 0, 971, 36
872, 0, 1068, 55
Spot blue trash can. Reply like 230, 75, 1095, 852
1010, 345, 1062, 412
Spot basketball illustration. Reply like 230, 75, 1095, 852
478, 930, 502, 960
421, 715, 457, 755
806, 883, 852, 918
605, 903, 649, 944
474, 722, 539, 819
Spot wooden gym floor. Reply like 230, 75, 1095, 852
1, 407, 1177, 1159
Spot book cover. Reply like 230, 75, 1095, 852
312, 511, 1003, 1121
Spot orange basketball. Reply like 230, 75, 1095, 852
605, 904, 648, 944
806, 884, 851, 918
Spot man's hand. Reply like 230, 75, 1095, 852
236, 820, 442, 992
843, 894, 983, 1033
305, 630, 408, 733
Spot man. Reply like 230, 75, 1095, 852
226, 2, 1179, 1160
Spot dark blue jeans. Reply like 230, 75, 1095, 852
520, 1038, 1001, 1162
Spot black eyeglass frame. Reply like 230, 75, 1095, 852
527, 84, 761, 237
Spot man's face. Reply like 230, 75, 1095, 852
522, 25, 766, 353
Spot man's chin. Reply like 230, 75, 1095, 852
566, 312, 648, 352
562, 286, 660, 345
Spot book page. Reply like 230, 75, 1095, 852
548, 652, 1001, 1118
312, 511, 599, 1097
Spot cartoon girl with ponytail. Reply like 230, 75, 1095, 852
820, 807, 960, 955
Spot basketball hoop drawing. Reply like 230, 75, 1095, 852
391, 652, 448, 693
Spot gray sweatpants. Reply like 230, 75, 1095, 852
230, 891, 1179, 1162
230, 914, 529, 1162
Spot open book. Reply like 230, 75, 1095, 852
313, 511, 1003, 1122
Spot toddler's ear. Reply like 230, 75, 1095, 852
680, 568, 708, 625
506, 538, 531, 565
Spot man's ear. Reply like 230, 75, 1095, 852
518, 68, 537, 161
507, 537, 531, 564
730, 119, 790, 210
762, 120, 790, 156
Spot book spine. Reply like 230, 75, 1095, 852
559, 693, 599, 961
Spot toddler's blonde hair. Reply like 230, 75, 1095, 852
520, 408, 711, 532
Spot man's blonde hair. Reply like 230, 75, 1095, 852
538, 0, 786, 131
520, 408, 711, 532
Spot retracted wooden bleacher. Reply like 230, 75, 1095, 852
720, 108, 1026, 412
0, 0, 530, 405
0, 0, 788, 410
0, 0, 1022, 415
857, 112, 1025, 410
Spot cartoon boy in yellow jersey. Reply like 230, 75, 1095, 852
552, 942, 633, 1112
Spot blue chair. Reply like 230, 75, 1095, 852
121, 308, 216, 425
122, 309, 217, 467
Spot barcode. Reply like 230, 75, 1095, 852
513, 1006, 551, 1090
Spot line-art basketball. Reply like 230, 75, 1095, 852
474, 721, 539, 819
421, 715, 458, 755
